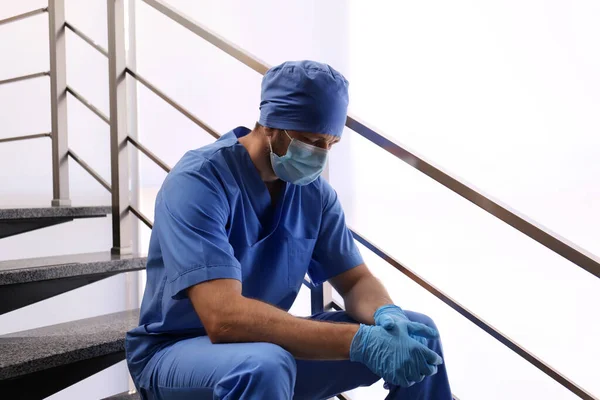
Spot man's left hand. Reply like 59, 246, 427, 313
374, 304, 436, 346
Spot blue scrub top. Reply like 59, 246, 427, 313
126, 127, 363, 383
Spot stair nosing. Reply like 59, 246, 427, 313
102, 391, 141, 400
0, 252, 147, 285
0, 206, 112, 220
0, 309, 140, 380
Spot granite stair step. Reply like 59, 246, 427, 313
0, 252, 147, 286
0, 252, 146, 314
0, 206, 112, 239
0, 310, 140, 399
103, 391, 141, 399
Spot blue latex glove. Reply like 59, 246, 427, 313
375, 305, 429, 346
350, 322, 443, 387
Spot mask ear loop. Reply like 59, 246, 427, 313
269, 129, 293, 153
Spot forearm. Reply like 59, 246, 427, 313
205, 296, 359, 360
342, 274, 393, 325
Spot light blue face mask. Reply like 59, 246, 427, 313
269, 130, 329, 186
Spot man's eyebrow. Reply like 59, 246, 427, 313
301, 133, 339, 143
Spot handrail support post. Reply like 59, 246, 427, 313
310, 282, 333, 315
108, 0, 132, 255
49, 0, 70, 206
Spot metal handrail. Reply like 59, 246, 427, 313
59, 156, 153, 232
65, 21, 108, 57
0, 7, 47, 27
0, 71, 49, 87
67, 149, 111, 192
351, 229, 596, 400
141, 0, 269, 75
61, 19, 221, 141
127, 136, 171, 173
129, 205, 153, 230
346, 117, 600, 280
66, 86, 110, 124
66, 88, 170, 175
126, 67, 220, 139
0, 133, 51, 144
140, 0, 600, 282
326, 300, 344, 312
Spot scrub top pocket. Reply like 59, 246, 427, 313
287, 236, 317, 289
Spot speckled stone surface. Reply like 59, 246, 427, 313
0, 206, 111, 220
0, 309, 139, 380
0, 252, 147, 285
103, 391, 141, 400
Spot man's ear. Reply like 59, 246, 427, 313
263, 126, 276, 138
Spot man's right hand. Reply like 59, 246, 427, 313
349, 322, 443, 387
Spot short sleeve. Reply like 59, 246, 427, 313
154, 166, 241, 300
308, 180, 364, 285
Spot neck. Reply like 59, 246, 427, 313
238, 129, 278, 183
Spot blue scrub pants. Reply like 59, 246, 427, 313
138, 311, 452, 400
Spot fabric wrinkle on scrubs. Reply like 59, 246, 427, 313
125, 126, 364, 391
138, 310, 452, 400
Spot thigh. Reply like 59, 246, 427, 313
142, 336, 294, 400
294, 311, 382, 400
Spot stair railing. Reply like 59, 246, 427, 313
1, 1, 598, 399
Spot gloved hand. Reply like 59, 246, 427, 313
350, 322, 443, 387
374, 304, 428, 346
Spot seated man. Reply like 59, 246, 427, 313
126, 60, 452, 400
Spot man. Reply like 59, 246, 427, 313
126, 60, 452, 399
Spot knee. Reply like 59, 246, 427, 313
245, 343, 297, 381
215, 343, 296, 399
359, 369, 381, 387
406, 311, 439, 332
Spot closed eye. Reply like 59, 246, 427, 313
300, 136, 320, 145
299, 134, 340, 149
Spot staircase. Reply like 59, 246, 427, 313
0, 208, 146, 399
1, 0, 599, 399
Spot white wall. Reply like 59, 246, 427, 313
337, 1, 599, 399
0, 1, 132, 398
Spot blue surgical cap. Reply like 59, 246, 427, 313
259, 60, 349, 137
